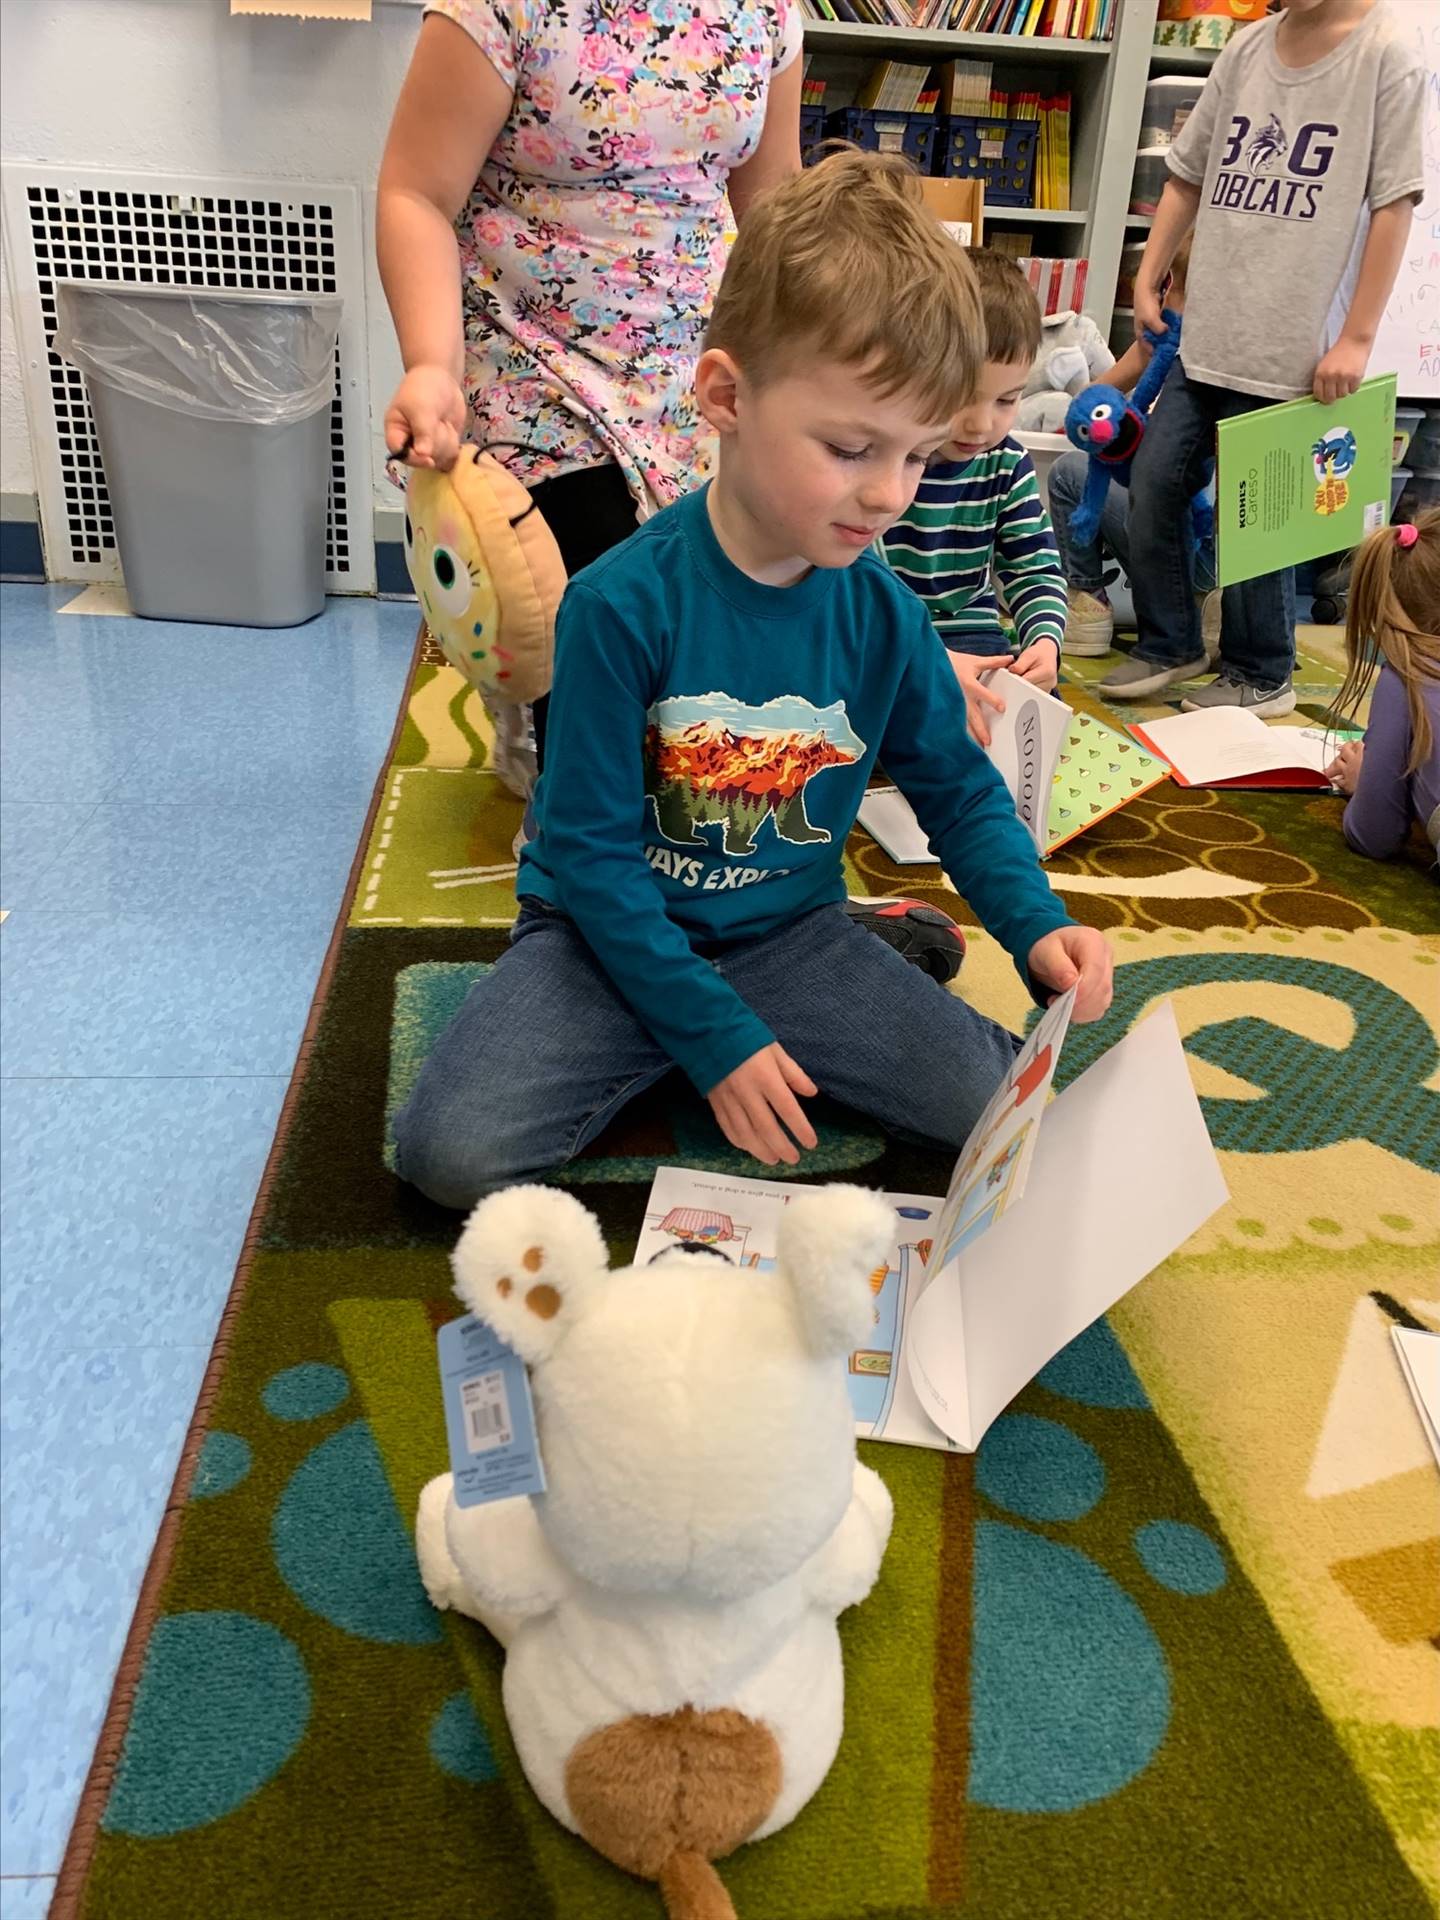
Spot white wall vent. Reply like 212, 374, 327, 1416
2, 164, 374, 593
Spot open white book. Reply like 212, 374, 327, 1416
1129, 708, 1353, 792
858, 669, 1167, 862
1392, 1327, 1440, 1471
636, 996, 1228, 1452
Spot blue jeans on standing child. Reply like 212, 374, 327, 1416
393, 899, 1024, 1210
1126, 357, 1294, 689
1047, 451, 1218, 597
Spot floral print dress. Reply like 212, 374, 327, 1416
425, 0, 802, 517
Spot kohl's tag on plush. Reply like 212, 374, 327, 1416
437, 1314, 546, 1509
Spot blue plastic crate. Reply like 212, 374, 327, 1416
823, 108, 937, 177
800, 105, 826, 165
937, 116, 1039, 207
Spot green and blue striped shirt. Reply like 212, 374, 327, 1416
882, 438, 1067, 659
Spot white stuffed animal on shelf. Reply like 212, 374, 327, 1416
415, 1182, 896, 1920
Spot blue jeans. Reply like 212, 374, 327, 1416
393, 900, 1024, 1209
1048, 450, 1217, 598
1128, 358, 1294, 687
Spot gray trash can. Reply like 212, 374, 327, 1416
53, 283, 342, 627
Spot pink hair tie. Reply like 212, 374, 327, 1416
1395, 522, 1419, 549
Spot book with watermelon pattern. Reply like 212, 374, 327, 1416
1046, 708, 1168, 853
859, 679, 1169, 865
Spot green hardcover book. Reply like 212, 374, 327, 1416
1214, 374, 1396, 587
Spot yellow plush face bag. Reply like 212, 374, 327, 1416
402, 449, 567, 708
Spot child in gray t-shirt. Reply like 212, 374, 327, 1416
1101, 0, 1424, 717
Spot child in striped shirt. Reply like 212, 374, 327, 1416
882, 248, 1065, 747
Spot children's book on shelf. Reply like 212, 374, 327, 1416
858, 669, 1168, 862
1215, 375, 1397, 587
636, 996, 1226, 1453
1129, 707, 1361, 791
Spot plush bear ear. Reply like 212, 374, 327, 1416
777, 1186, 897, 1359
451, 1186, 608, 1366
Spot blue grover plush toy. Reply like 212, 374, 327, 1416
1063, 309, 1213, 554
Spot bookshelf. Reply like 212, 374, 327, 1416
800, 0, 1168, 332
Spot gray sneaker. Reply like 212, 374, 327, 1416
1180, 669, 1296, 717
1098, 652, 1210, 698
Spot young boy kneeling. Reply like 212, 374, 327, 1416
394, 152, 1112, 1210
882, 247, 1066, 747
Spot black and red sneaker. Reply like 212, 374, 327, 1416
844, 898, 967, 986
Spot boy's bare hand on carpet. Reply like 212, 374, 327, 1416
1028, 927, 1113, 1023
709, 1044, 819, 1167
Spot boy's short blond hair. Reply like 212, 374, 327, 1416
706, 148, 983, 423
965, 247, 1042, 366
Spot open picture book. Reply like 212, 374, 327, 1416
1128, 707, 1363, 792
636, 993, 1228, 1453
858, 669, 1168, 863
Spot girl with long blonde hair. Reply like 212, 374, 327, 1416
1326, 508, 1440, 863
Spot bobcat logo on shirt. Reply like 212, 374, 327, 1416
1211, 113, 1338, 221
643, 692, 866, 857
1245, 114, 1289, 176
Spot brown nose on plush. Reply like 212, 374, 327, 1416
564, 1707, 782, 1920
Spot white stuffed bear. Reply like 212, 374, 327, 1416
1017, 309, 1116, 434
415, 1182, 896, 1920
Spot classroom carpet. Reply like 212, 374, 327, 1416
55, 630, 1440, 1919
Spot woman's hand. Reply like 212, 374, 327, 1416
385, 364, 468, 471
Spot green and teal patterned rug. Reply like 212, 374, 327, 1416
55, 635, 1440, 1918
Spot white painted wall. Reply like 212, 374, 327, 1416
0, 0, 423, 517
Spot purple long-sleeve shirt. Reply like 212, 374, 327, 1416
1343, 663, 1440, 863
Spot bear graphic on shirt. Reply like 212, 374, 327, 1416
644, 692, 866, 857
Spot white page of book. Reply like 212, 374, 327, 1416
634, 1165, 957, 1450
906, 1003, 1229, 1450
981, 670, 1073, 853
857, 672, 1072, 863
856, 786, 936, 865
1138, 708, 1333, 784
1391, 1326, 1440, 1470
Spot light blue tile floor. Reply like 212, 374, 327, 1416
0, 585, 418, 1889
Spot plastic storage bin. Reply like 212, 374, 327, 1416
1395, 467, 1440, 523
824, 108, 937, 175
1129, 147, 1170, 216
1115, 241, 1147, 310
53, 281, 342, 627
1139, 76, 1204, 146
1393, 405, 1423, 467
936, 115, 1039, 206
1407, 408, 1440, 472
800, 104, 826, 163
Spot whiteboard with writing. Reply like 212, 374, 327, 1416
1370, 0, 1439, 399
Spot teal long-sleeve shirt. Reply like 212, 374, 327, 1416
518, 483, 1074, 1096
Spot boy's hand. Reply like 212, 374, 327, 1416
1134, 281, 1166, 341
1326, 739, 1364, 795
1010, 639, 1060, 692
1312, 338, 1368, 407
708, 1043, 819, 1167
384, 364, 468, 471
948, 651, 1008, 748
1028, 926, 1113, 1023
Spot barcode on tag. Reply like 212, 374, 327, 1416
461, 1370, 513, 1454
1363, 500, 1386, 533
